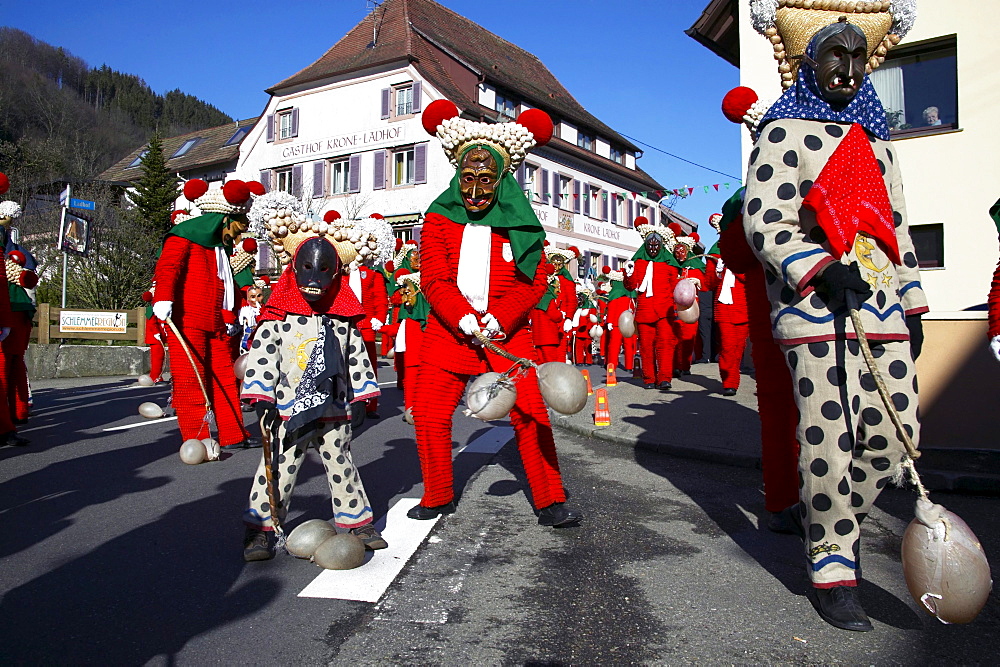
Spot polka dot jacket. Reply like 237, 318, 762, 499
743, 119, 929, 345
240, 313, 380, 422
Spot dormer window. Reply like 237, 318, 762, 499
577, 132, 593, 151
495, 92, 516, 120
126, 150, 148, 168
172, 138, 201, 158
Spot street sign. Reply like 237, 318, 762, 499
59, 185, 71, 206
69, 198, 96, 210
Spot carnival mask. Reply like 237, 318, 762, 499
401, 282, 419, 308
645, 233, 663, 258
221, 214, 249, 248
460, 147, 499, 213
813, 22, 868, 108
673, 243, 689, 263
408, 249, 421, 271
551, 256, 566, 272
294, 237, 341, 302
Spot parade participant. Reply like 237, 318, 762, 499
141, 285, 168, 383
240, 210, 384, 561
746, 0, 925, 631
0, 174, 27, 445
571, 286, 599, 366
705, 214, 749, 396
602, 265, 638, 373
389, 236, 420, 385
238, 286, 264, 352
623, 217, 678, 390
667, 228, 706, 378
152, 178, 257, 450
987, 197, 1000, 362
410, 99, 580, 527
344, 210, 389, 419
530, 274, 564, 363
544, 243, 580, 362
381, 272, 428, 421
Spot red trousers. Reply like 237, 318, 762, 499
572, 333, 593, 365
170, 328, 248, 446
413, 364, 566, 510
150, 340, 166, 380
606, 328, 637, 371
0, 353, 16, 433
637, 320, 674, 385
717, 321, 749, 390
535, 345, 564, 364
363, 339, 379, 413
2, 313, 32, 423
671, 320, 698, 373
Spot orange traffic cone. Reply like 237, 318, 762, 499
581, 369, 593, 395
606, 363, 617, 387
594, 388, 611, 426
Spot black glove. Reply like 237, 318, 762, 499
819, 262, 873, 306
253, 402, 278, 431
906, 314, 923, 360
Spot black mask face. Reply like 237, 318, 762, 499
293, 237, 340, 302
645, 233, 662, 258
813, 23, 868, 108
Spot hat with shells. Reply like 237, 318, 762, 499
634, 216, 677, 248
544, 242, 579, 263
675, 232, 699, 252
267, 208, 380, 273
355, 213, 396, 267
182, 178, 260, 216
422, 99, 554, 174
393, 237, 419, 268
750, 0, 917, 89
230, 237, 258, 274
5, 249, 36, 288
397, 271, 421, 291
708, 213, 724, 233
0, 173, 21, 223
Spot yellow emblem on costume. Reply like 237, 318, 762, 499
296, 338, 318, 370
854, 235, 888, 273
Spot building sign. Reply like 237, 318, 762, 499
59, 310, 129, 334
278, 125, 407, 162
558, 212, 573, 231
579, 220, 623, 243
532, 206, 550, 225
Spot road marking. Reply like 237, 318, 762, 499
298, 426, 513, 602
103, 416, 177, 431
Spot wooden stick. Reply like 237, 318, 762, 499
164, 317, 212, 413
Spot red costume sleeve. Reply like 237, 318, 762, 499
153, 236, 190, 305
369, 271, 389, 323
989, 252, 1000, 338
623, 260, 644, 292
490, 261, 549, 334
719, 214, 760, 276
419, 213, 478, 334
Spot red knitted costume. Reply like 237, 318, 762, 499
531, 297, 564, 364
350, 265, 389, 414
624, 260, 678, 385
705, 255, 750, 390
604, 295, 637, 371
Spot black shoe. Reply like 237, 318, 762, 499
242, 527, 274, 562
351, 524, 389, 550
811, 586, 872, 632
1, 431, 28, 446
721, 387, 737, 397
13, 418, 28, 426
644, 383, 656, 390
768, 503, 805, 538
242, 437, 263, 449
674, 370, 683, 378
659, 381, 672, 391
366, 411, 381, 420
407, 501, 456, 520
681, 369, 692, 376
537, 502, 582, 527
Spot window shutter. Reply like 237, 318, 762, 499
373, 149, 386, 190
552, 172, 561, 209
265, 114, 274, 143
381, 88, 391, 119
573, 180, 580, 214
627, 198, 633, 224
414, 143, 427, 184
516, 163, 525, 188
412, 81, 422, 113
259, 170, 271, 192
348, 154, 361, 193
312, 161, 325, 198
290, 108, 300, 138
602, 193, 608, 221
291, 164, 302, 198
540, 168, 549, 202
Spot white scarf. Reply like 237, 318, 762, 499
637, 260, 656, 297
215, 247, 235, 311
457, 224, 492, 313
395, 318, 407, 352
719, 268, 736, 305
349, 268, 363, 303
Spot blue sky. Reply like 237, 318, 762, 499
4, 0, 743, 246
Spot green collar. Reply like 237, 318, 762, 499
167, 212, 229, 249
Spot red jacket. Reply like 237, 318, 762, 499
153, 236, 228, 333
556, 274, 576, 321
706, 256, 749, 325
605, 294, 634, 330
353, 266, 389, 342
420, 212, 549, 374
990, 251, 1000, 339
623, 260, 677, 323
531, 299, 563, 347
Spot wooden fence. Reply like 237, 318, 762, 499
30, 304, 146, 344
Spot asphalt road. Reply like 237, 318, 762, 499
1, 364, 997, 665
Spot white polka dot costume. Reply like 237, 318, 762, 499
744, 118, 928, 588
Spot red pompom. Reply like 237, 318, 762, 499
385, 261, 395, 273
542, 262, 555, 276
602, 265, 612, 274
394, 238, 404, 252
261, 275, 272, 286
0, 172, 9, 195
183, 179, 209, 201
722, 86, 758, 124
7, 250, 25, 266
422, 99, 460, 135
222, 179, 251, 204
633, 216, 648, 229
667, 222, 684, 236
247, 180, 266, 196
516, 108, 554, 147
170, 209, 188, 224
141, 290, 153, 303
242, 238, 258, 253
691, 232, 700, 243
709, 213, 722, 224
567, 245, 581, 257
19, 270, 38, 289
543, 240, 551, 247
369, 213, 384, 220
323, 210, 341, 223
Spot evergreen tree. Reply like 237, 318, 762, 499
130, 133, 177, 235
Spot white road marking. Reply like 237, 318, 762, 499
102, 416, 177, 432
298, 426, 514, 602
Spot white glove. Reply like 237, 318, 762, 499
624, 260, 635, 276
370, 318, 383, 332
153, 301, 173, 321
481, 313, 501, 335
153, 333, 161, 341
606, 323, 614, 331
689, 278, 702, 290
716, 258, 726, 276
563, 319, 573, 332
990, 335, 1000, 363
0, 327, 9, 342
458, 313, 481, 337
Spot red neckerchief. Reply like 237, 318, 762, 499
802, 123, 900, 264
258, 263, 364, 323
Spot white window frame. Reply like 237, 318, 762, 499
578, 132, 594, 151
329, 158, 350, 195
278, 111, 294, 140
495, 92, 516, 119
275, 168, 293, 193
523, 163, 538, 202
392, 146, 416, 187
394, 84, 414, 117
559, 175, 571, 210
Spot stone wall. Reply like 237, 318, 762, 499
26, 344, 149, 379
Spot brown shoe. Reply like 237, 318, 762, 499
242, 527, 274, 562
351, 524, 388, 550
